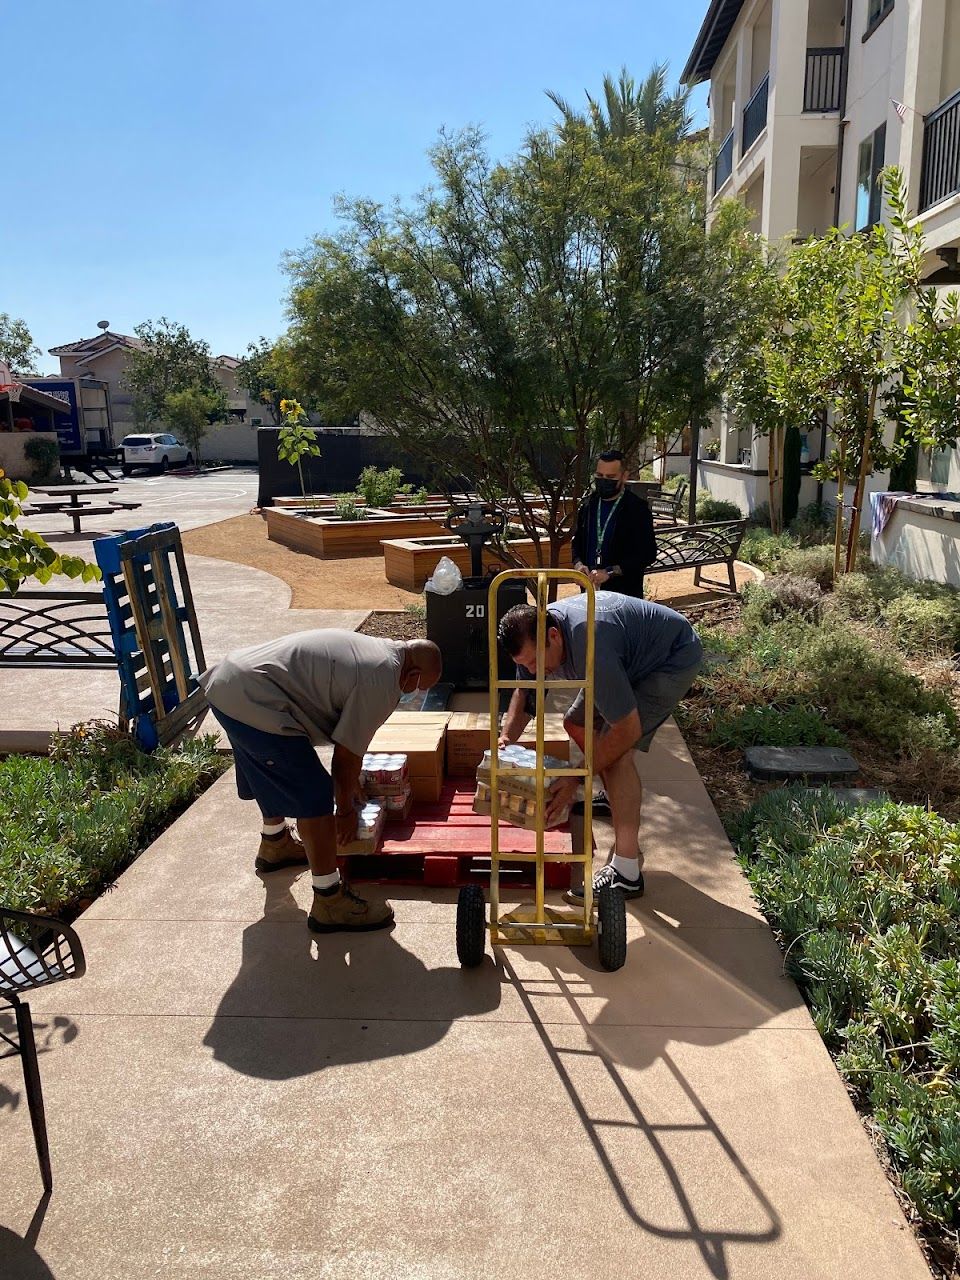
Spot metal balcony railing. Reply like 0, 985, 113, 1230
920, 87, 960, 213
714, 128, 734, 193
804, 48, 844, 113
742, 73, 769, 155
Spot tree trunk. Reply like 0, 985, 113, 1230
833, 442, 847, 583
767, 425, 784, 534
844, 388, 877, 574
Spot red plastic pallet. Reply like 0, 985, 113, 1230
339, 782, 573, 888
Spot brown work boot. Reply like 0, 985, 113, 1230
308, 882, 395, 933
255, 826, 308, 873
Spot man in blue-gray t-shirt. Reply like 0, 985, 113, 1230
497, 593, 703, 900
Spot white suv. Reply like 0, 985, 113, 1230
120, 433, 193, 475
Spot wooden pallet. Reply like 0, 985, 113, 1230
338, 782, 574, 888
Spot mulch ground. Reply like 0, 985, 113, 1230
182, 512, 759, 613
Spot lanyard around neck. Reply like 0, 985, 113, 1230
594, 491, 623, 565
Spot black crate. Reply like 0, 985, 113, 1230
426, 578, 527, 689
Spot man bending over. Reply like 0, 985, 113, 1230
497, 594, 702, 898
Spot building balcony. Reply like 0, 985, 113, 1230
803, 48, 843, 113
714, 127, 735, 192
742, 73, 769, 156
920, 88, 960, 214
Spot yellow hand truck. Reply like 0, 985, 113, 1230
455, 568, 627, 972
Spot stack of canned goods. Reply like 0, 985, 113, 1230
360, 751, 413, 821
360, 752, 409, 795
473, 745, 572, 829
336, 798, 387, 853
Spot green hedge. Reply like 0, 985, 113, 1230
734, 789, 960, 1239
0, 722, 228, 912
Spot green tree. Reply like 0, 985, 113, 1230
280, 120, 767, 564
547, 63, 692, 145
0, 472, 99, 593
235, 337, 301, 425
163, 383, 226, 465
0, 313, 41, 377
277, 399, 321, 498
126, 317, 221, 426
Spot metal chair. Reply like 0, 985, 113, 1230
0, 908, 86, 1191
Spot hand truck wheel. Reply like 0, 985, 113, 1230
456, 884, 486, 967
597, 885, 627, 971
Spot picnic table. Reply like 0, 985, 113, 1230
28, 484, 141, 535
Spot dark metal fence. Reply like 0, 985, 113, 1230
714, 128, 734, 192
920, 88, 960, 212
742, 73, 769, 155
804, 48, 843, 112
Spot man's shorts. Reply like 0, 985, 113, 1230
633, 659, 703, 752
211, 708, 334, 819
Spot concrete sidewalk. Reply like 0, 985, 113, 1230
0, 722, 929, 1280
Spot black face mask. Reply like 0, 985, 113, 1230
594, 476, 620, 500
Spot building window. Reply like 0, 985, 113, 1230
866, 0, 893, 33
856, 123, 886, 229
931, 445, 954, 488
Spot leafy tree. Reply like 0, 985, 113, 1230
235, 337, 301, 425
280, 117, 767, 564
0, 471, 100, 593
547, 63, 692, 145
163, 383, 226, 465
277, 399, 321, 498
126, 317, 221, 426
0, 314, 41, 377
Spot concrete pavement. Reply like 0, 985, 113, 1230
0, 722, 930, 1279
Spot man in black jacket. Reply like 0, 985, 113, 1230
572, 449, 657, 598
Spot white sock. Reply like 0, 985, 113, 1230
312, 870, 341, 892
611, 852, 641, 880
261, 821, 286, 837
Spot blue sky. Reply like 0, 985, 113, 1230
6, 0, 708, 373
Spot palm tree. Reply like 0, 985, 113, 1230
547, 64, 692, 145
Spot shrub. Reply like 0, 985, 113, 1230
708, 703, 845, 748
334, 494, 368, 520
23, 436, 60, 479
735, 789, 960, 1238
797, 626, 960, 751
739, 526, 793, 572
696, 493, 742, 522
356, 465, 404, 507
1, 722, 227, 912
778, 544, 839, 590
742, 574, 823, 627
788, 502, 835, 546
885, 592, 960, 657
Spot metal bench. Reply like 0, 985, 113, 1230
645, 519, 747, 593
0, 591, 116, 668
650, 478, 689, 525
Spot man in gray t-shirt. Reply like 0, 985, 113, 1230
497, 593, 703, 901
201, 630, 441, 934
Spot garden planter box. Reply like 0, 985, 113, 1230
381, 535, 573, 592
265, 507, 448, 558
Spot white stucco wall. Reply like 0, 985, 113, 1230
872, 507, 960, 586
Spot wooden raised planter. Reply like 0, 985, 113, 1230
265, 507, 449, 558
382, 535, 573, 592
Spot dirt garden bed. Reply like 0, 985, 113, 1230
182, 514, 757, 613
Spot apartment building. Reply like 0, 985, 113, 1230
682, 0, 960, 539
49, 328, 261, 461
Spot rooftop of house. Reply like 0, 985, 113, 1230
682, 0, 747, 85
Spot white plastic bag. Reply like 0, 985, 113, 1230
425, 556, 463, 595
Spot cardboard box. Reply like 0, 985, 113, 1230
446, 712, 570, 777
367, 711, 450, 803
472, 782, 569, 830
